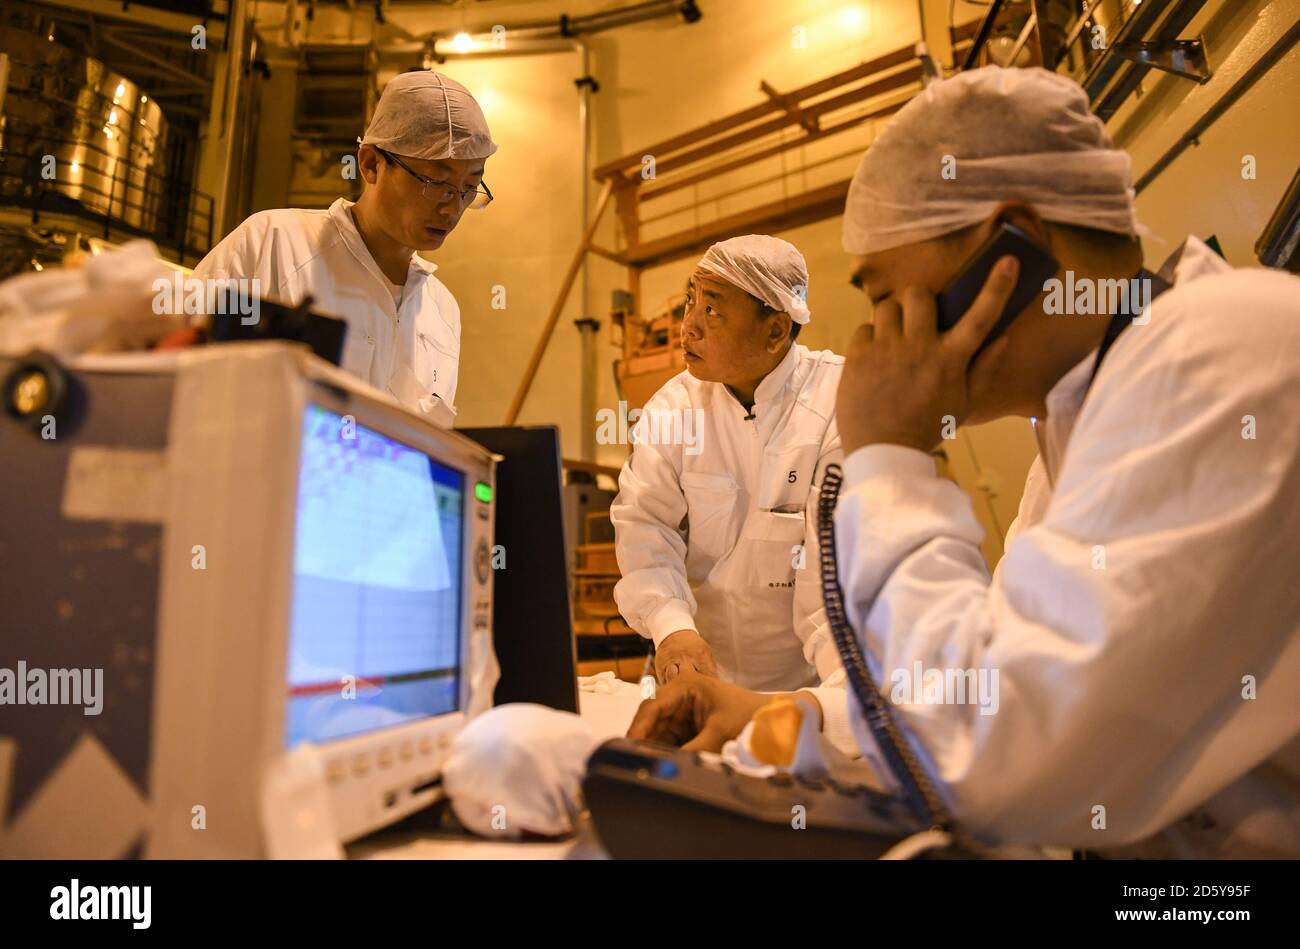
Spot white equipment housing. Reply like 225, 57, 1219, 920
0, 343, 499, 858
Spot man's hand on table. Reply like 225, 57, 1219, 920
654, 629, 719, 683
626, 671, 825, 753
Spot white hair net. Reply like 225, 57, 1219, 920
359, 70, 498, 160
696, 234, 811, 324
842, 66, 1142, 255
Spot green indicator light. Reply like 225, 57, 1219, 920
475, 482, 493, 504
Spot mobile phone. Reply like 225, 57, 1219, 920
935, 222, 1059, 351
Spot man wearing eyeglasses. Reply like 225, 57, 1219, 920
193, 70, 496, 427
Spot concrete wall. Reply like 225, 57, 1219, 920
428, 49, 588, 440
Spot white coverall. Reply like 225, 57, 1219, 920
825, 238, 1300, 857
192, 197, 461, 427
612, 343, 847, 697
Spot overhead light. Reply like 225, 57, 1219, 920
839, 6, 868, 30
70, 160, 79, 173
452, 32, 474, 53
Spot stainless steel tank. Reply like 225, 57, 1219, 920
0, 21, 169, 231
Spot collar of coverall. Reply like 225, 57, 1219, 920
734, 339, 799, 417
329, 198, 439, 281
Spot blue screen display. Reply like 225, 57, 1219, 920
284, 405, 463, 748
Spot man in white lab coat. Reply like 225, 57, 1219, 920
611, 235, 847, 698
193, 71, 497, 427
629, 67, 1300, 857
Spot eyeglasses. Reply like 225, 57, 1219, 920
376, 148, 493, 209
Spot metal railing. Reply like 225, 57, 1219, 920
0, 130, 215, 265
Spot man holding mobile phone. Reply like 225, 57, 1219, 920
629, 66, 1300, 858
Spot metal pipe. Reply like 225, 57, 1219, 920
577, 38, 597, 462
1054, 0, 1109, 67
209, 0, 249, 235
962, 0, 1008, 70
1006, 11, 1037, 65
411, 0, 691, 56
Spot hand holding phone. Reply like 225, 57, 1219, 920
935, 222, 1059, 353
837, 225, 1041, 455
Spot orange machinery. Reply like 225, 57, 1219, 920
611, 291, 687, 411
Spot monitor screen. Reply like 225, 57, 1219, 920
284, 405, 464, 748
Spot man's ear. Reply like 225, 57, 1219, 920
768, 312, 792, 351
993, 201, 1049, 245
357, 144, 382, 186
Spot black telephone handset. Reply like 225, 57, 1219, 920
935, 222, 1060, 353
